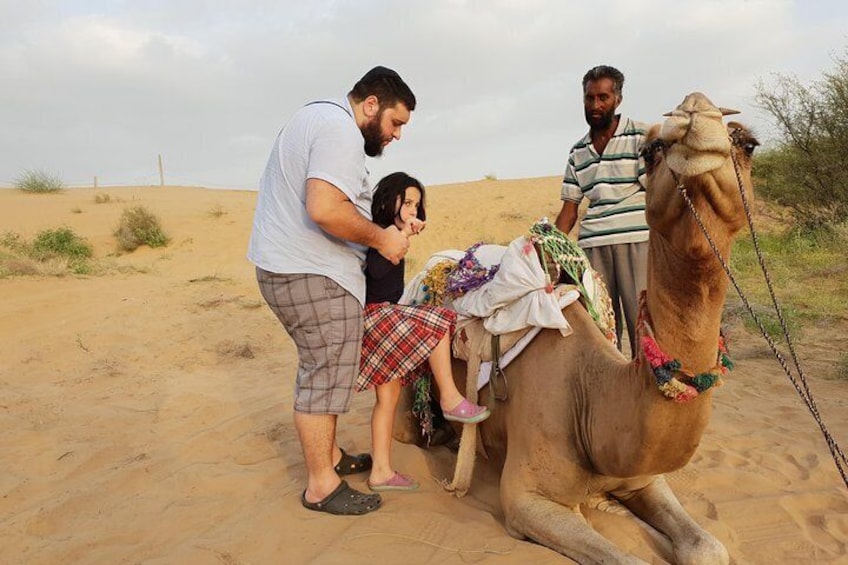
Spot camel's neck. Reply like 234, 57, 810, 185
645, 228, 730, 372
581, 227, 733, 477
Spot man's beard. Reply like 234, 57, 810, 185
585, 108, 615, 131
362, 112, 385, 157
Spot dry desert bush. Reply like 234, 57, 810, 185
113, 205, 169, 252
14, 169, 64, 193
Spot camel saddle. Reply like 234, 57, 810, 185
453, 318, 531, 402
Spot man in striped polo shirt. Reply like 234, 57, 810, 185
555, 65, 648, 358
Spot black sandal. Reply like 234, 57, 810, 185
301, 480, 382, 515
334, 448, 373, 475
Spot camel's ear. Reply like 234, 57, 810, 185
719, 107, 740, 116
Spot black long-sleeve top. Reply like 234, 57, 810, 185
365, 247, 405, 305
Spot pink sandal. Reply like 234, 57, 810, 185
443, 398, 490, 424
368, 471, 419, 492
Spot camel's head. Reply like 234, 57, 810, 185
642, 92, 759, 243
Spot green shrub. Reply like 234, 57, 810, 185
32, 227, 93, 260
114, 205, 169, 251
754, 48, 848, 227
32, 228, 93, 264
14, 169, 64, 193
0, 228, 94, 276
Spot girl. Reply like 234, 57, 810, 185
357, 172, 490, 492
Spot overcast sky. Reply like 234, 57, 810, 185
2, 0, 847, 190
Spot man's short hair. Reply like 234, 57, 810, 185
349, 66, 416, 111
582, 65, 625, 98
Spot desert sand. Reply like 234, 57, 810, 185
1, 180, 846, 564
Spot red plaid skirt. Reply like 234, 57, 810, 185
356, 303, 456, 391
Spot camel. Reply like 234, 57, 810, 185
395, 92, 759, 564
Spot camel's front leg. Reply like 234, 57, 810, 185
614, 475, 728, 565
391, 384, 420, 445
502, 490, 648, 565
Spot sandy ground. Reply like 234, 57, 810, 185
1, 181, 846, 564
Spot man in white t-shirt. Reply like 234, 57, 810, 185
248, 66, 415, 515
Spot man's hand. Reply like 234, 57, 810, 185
375, 225, 410, 265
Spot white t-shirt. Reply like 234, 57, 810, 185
247, 97, 373, 305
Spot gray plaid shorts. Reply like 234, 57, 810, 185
256, 268, 363, 414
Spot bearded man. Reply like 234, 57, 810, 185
555, 65, 648, 358
248, 66, 416, 515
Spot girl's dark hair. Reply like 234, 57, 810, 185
371, 172, 426, 228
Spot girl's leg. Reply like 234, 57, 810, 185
370, 378, 401, 485
428, 333, 485, 415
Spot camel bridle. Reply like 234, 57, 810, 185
655, 132, 848, 490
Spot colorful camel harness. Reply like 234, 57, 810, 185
637, 290, 733, 403
631, 128, 749, 403
522, 222, 734, 405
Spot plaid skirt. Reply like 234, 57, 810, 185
356, 302, 456, 391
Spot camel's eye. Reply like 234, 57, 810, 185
730, 128, 759, 157
639, 138, 665, 170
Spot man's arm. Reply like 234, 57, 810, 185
555, 200, 580, 236
306, 178, 408, 264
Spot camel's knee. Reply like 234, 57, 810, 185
503, 520, 525, 541
501, 502, 528, 541
674, 533, 729, 565
500, 489, 564, 541
500, 489, 529, 539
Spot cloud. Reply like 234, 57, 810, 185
1, 0, 847, 188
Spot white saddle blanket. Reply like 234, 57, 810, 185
402, 236, 573, 335
476, 288, 579, 390
401, 235, 585, 391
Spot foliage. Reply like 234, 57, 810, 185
94, 193, 112, 204
14, 169, 64, 193
32, 227, 93, 261
729, 223, 848, 324
114, 205, 169, 252
0, 228, 93, 276
754, 48, 848, 231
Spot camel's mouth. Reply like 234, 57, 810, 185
659, 93, 735, 176
664, 144, 729, 177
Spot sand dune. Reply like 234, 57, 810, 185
1, 182, 846, 564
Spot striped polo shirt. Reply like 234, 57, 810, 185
560, 116, 649, 249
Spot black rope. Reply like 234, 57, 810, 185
664, 138, 847, 490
